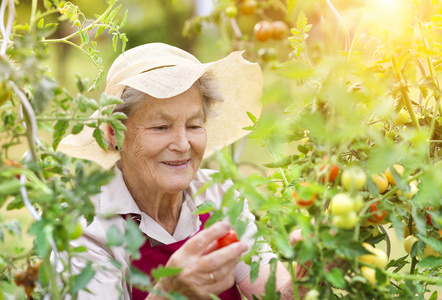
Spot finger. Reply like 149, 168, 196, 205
201, 240, 219, 255
289, 228, 303, 246
180, 221, 231, 255
201, 241, 248, 271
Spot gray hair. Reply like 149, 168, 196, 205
113, 71, 223, 122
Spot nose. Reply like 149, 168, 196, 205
169, 127, 191, 152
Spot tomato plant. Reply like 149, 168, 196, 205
217, 229, 239, 248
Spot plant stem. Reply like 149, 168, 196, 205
383, 269, 442, 284
264, 138, 289, 186
29, 0, 38, 31
391, 56, 420, 130
288, 261, 300, 300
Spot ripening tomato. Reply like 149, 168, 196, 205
384, 164, 404, 186
371, 173, 389, 194
341, 167, 367, 191
320, 163, 339, 184
358, 242, 388, 269
423, 245, 441, 258
404, 235, 418, 255
292, 182, 317, 209
367, 202, 387, 223
254, 21, 273, 42
360, 266, 376, 284
239, 0, 257, 16
270, 21, 289, 40
217, 229, 239, 249
396, 180, 418, 200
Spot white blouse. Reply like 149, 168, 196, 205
64, 167, 276, 299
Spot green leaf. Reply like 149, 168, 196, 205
95, 25, 106, 37
93, 128, 107, 150
72, 263, 95, 294
247, 112, 258, 124
120, 10, 128, 28
193, 201, 217, 214
108, 4, 122, 22
106, 225, 124, 247
249, 261, 260, 283
99, 93, 123, 107
53, 120, 69, 149
417, 256, 442, 268
129, 266, 151, 291
124, 219, 146, 259
151, 265, 182, 281
261, 258, 280, 300
71, 122, 84, 135
325, 268, 347, 289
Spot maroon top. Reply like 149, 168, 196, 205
131, 213, 243, 299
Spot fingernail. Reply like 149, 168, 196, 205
216, 221, 230, 231
238, 242, 248, 252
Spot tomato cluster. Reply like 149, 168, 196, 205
254, 20, 289, 43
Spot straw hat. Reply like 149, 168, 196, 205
58, 43, 263, 169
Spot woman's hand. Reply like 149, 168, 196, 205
153, 221, 248, 299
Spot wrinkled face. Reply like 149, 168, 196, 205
120, 84, 207, 194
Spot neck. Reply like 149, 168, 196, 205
120, 168, 183, 235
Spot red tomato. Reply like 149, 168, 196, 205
320, 163, 339, 184
254, 21, 273, 42
292, 182, 317, 209
217, 229, 239, 249
426, 207, 433, 226
367, 202, 387, 223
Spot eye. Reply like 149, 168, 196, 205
153, 126, 168, 131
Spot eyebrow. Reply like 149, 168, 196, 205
152, 110, 205, 121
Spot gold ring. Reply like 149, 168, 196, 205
209, 272, 216, 283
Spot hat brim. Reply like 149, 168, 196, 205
58, 51, 262, 169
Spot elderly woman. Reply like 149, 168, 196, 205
59, 43, 307, 299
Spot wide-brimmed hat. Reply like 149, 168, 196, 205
58, 43, 263, 169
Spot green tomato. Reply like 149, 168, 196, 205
224, 5, 238, 18
69, 221, 83, 240
304, 289, 320, 300
330, 193, 355, 216
403, 235, 418, 255
393, 109, 409, 125
333, 211, 358, 229
341, 167, 367, 191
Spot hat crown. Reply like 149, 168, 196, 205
106, 43, 201, 85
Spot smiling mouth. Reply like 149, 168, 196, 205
163, 160, 190, 166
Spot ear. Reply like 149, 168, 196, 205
107, 124, 117, 149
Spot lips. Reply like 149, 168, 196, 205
163, 159, 190, 166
